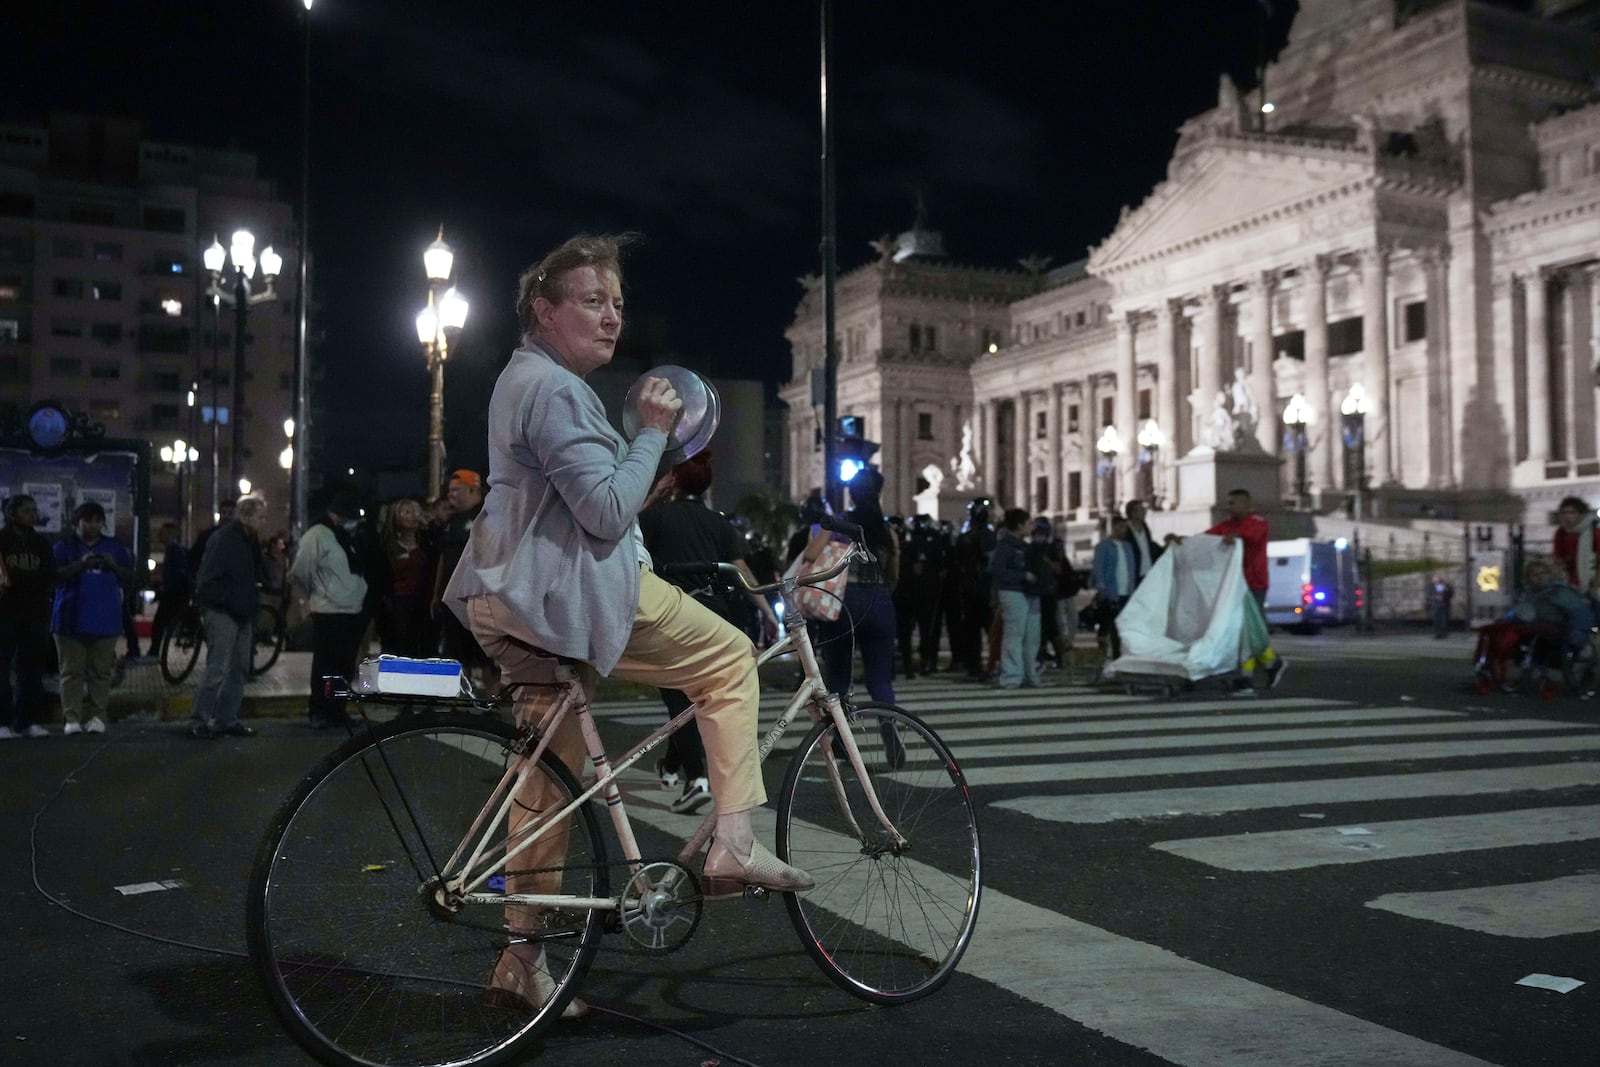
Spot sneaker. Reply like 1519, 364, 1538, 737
25, 724, 49, 738
670, 777, 712, 815
0, 726, 16, 739
187, 721, 217, 740
63, 721, 83, 736
1263, 658, 1288, 690
84, 716, 107, 734
655, 759, 682, 791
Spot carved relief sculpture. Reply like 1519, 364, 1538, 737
950, 421, 978, 491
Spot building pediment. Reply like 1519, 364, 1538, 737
1089, 137, 1379, 277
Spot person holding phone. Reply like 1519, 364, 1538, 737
51, 500, 136, 735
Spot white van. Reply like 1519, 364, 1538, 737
1264, 538, 1359, 630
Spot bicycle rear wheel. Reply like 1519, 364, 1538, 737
159, 613, 202, 684
776, 701, 981, 1005
249, 602, 284, 677
247, 713, 609, 1067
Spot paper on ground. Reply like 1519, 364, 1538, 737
114, 879, 186, 895
1515, 974, 1585, 994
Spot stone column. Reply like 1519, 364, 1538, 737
1525, 269, 1551, 465
1362, 246, 1392, 483
1251, 272, 1277, 453
1304, 254, 1333, 493
1198, 286, 1225, 442
1084, 376, 1100, 511
897, 398, 915, 513
981, 398, 999, 496
1047, 383, 1063, 514
1015, 391, 1032, 510
1156, 300, 1180, 480
1433, 247, 1459, 486
1561, 271, 1581, 462
1115, 314, 1138, 492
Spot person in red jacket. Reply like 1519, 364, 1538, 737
1206, 488, 1286, 688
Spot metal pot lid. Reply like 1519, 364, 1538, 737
621, 365, 719, 460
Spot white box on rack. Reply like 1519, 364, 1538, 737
357, 656, 463, 697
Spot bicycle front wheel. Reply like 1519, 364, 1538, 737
248, 603, 284, 677
776, 701, 982, 1005
159, 614, 201, 684
247, 713, 610, 1067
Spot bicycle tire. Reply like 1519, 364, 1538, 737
249, 603, 284, 677
246, 713, 610, 1067
776, 701, 982, 1005
158, 612, 202, 684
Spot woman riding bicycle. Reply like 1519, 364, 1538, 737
443, 233, 812, 1015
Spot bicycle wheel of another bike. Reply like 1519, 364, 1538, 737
159, 617, 201, 684
249, 603, 284, 677
776, 701, 982, 1005
246, 714, 610, 1067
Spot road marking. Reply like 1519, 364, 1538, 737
911, 717, 1584, 761
454, 727, 1497, 1065
1366, 874, 1600, 938
1152, 804, 1600, 871
615, 783, 1495, 1067
994, 762, 1600, 823
907, 705, 1462, 744
936, 734, 1600, 786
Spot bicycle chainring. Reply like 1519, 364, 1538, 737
618, 861, 702, 954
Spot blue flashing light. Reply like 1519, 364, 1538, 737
840, 458, 864, 483
1313, 590, 1327, 602
774, 600, 786, 618
1334, 537, 1348, 550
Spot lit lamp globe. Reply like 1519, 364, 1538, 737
202, 236, 227, 274
439, 287, 469, 331
258, 245, 283, 281
230, 230, 257, 278
415, 303, 439, 345
423, 230, 454, 282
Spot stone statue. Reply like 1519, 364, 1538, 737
951, 421, 978, 491
1204, 390, 1236, 451
1229, 367, 1260, 446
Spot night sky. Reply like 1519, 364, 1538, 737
8, 0, 1296, 484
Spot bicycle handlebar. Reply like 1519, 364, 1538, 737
657, 515, 871, 597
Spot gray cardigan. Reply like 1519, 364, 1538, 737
444, 343, 667, 673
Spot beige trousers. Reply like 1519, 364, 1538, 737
465, 570, 764, 934
54, 635, 118, 724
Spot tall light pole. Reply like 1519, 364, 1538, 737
291, 0, 315, 538
280, 418, 296, 519
203, 230, 283, 511
1096, 424, 1124, 515
416, 228, 468, 500
158, 438, 199, 540
1283, 392, 1313, 508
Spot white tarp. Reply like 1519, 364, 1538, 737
1104, 534, 1247, 682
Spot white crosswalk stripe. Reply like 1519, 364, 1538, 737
589, 677, 1600, 1065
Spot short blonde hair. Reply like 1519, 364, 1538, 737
516, 232, 639, 345
236, 496, 267, 521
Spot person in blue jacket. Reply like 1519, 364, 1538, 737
51, 500, 136, 735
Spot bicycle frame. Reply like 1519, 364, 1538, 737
431, 550, 910, 913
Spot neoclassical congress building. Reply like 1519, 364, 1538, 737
781, 0, 1600, 537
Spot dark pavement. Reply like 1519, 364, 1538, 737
3, 628, 1597, 1066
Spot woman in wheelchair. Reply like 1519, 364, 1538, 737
1474, 558, 1596, 692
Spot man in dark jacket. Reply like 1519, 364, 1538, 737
0, 495, 56, 738
186, 497, 266, 739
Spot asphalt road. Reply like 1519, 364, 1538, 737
3, 627, 1596, 1066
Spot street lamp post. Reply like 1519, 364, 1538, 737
1283, 392, 1313, 508
158, 438, 199, 541
416, 228, 469, 500
203, 231, 283, 513
1096, 424, 1124, 515
1341, 383, 1371, 517
1136, 418, 1164, 509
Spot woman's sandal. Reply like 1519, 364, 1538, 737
701, 838, 815, 896
484, 941, 590, 1020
